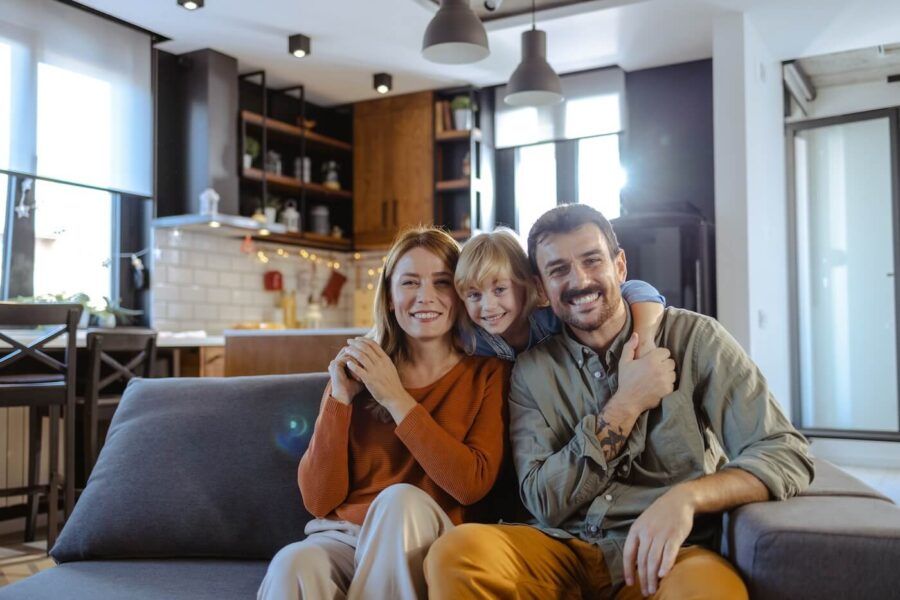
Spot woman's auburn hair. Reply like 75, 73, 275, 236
372, 226, 466, 362
454, 227, 541, 316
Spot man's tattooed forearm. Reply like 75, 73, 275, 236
597, 416, 628, 461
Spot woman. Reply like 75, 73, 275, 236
257, 227, 510, 600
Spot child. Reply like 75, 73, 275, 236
455, 228, 665, 360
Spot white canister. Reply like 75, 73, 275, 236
281, 200, 301, 232
311, 205, 330, 235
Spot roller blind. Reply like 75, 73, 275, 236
0, 0, 153, 196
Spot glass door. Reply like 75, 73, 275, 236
791, 111, 900, 436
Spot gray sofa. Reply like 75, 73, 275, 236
0, 374, 897, 599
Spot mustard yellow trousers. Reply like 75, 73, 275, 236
424, 523, 748, 600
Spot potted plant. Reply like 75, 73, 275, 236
243, 137, 260, 170
95, 297, 143, 328
450, 95, 474, 130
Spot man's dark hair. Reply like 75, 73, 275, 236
526, 203, 621, 273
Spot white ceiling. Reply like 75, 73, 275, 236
76, 0, 900, 106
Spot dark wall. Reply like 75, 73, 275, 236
154, 49, 185, 218
621, 59, 714, 222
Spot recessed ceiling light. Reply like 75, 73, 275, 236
289, 34, 311, 59
374, 73, 392, 95
178, 0, 203, 10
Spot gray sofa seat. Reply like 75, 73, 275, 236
0, 560, 268, 600
723, 459, 900, 599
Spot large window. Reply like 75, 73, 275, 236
0, 0, 152, 304
496, 68, 627, 236
515, 143, 558, 239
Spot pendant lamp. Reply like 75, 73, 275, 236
504, 0, 563, 106
422, 0, 490, 64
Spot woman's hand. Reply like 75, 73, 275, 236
344, 337, 417, 423
327, 347, 364, 405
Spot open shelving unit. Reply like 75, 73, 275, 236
238, 72, 353, 250
433, 86, 494, 241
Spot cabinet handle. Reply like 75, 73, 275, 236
381, 201, 387, 228
393, 199, 398, 226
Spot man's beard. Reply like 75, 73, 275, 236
557, 284, 623, 332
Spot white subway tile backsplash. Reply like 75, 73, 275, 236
180, 285, 206, 303
168, 302, 194, 320
241, 273, 260, 289
185, 253, 206, 268
218, 272, 241, 288
151, 229, 368, 334
219, 305, 242, 321
193, 269, 218, 287
206, 255, 232, 271
169, 267, 193, 285
207, 287, 232, 304
195, 304, 218, 320
153, 283, 180, 302
231, 290, 255, 305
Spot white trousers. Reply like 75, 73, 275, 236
257, 484, 455, 600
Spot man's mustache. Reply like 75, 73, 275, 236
561, 285, 605, 304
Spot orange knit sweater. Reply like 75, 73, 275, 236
297, 356, 511, 526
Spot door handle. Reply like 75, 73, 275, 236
393, 199, 398, 226
381, 200, 387, 228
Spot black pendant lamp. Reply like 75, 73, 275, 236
422, 0, 490, 64
504, 0, 563, 106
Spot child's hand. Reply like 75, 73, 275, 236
328, 347, 364, 404
636, 333, 657, 358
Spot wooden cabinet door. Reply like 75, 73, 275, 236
391, 92, 434, 228
353, 99, 392, 238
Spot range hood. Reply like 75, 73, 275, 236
151, 213, 286, 238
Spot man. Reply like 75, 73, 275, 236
425, 204, 814, 599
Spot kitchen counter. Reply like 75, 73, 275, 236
224, 327, 370, 337
224, 328, 370, 376
0, 329, 224, 349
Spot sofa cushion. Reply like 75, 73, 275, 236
0, 559, 267, 600
52, 374, 329, 562
801, 458, 889, 501
723, 494, 900, 599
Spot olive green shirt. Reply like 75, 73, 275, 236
509, 307, 814, 589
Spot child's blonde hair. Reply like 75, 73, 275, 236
454, 228, 540, 314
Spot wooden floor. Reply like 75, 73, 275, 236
0, 532, 53, 588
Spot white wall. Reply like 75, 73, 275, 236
713, 13, 792, 412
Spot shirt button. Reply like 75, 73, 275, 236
588, 525, 599, 534
605, 494, 613, 502
594, 370, 605, 379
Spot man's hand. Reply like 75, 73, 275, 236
623, 486, 695, 597
616, 332, 676, 414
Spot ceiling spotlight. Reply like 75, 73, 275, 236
374, 73, 392, 94
504, 0, 563, 106
422, 0, 490, 64
178, 0, 203, 10
289, 34, 311, 58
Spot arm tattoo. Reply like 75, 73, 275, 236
596, 416, 628, 462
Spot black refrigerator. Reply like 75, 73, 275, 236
611, 211, 716, 318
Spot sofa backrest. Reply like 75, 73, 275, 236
52, 374, 328, 562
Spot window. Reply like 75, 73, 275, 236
0, 0, 152, 305
32, 180, 113, 302
515, 143, 557, 240
578, 135, 625, 220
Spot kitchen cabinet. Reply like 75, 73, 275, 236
353, 91, 434, 248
